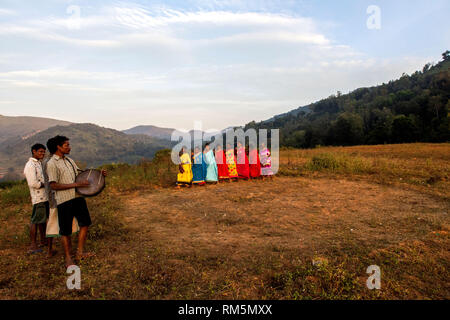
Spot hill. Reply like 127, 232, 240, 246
123, 125, 235, 142
0, 123, 173, 181
0, 115, 71, 144
123, 125, 176, 140
246, 51, 450, 148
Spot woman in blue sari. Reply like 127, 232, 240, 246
203, 143, 218, 183
192, 146, 206, 185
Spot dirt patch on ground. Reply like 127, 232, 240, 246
1, 176, 448, 299
122, 177, 448, 259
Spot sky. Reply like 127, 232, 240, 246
0, 0, 449, 131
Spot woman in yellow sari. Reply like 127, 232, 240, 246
176, 146, 193, 188
225, 143, 239, 180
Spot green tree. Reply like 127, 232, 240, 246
328, 112, 364, 146
392, 115, 419, 143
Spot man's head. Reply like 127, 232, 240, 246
53, 135, 70, 155
46, 137, 57, 154
31, 143, 46, 160
204, 142, 210, 151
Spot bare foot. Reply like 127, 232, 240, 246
28, 248, 43, 254
47, 250, 57, 258
75, 251, 95, 261
65, 257, 75, 268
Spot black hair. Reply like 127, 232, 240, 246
179, 146, 187, 156
46, 137, 57, 154
31, 143, 46, 153
205, 142, 210, 147
53, 135, 69, 148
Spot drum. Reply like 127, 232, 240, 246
75, 169, 105, 197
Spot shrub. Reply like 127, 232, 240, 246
0, 181, 30, 205
307, 153, 372, 174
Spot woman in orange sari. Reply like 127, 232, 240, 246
225, 143, 238, 180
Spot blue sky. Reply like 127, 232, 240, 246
0, 0, 448, 131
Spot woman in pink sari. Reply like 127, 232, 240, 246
259, 142, 273, 179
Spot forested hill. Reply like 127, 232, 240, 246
245, 51, 450, 148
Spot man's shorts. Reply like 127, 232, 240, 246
57, 197, 91, 236
31, 201, 49, 224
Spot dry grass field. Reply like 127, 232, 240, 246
0, 143, 449, 299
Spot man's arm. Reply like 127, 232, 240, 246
49, 181, 88, 191
24, 163, 43, 189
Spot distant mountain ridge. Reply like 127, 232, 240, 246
0, 123, 173, 181
123, 125, 239, 141
122, 125, 176, 140
0, 115, 71, 144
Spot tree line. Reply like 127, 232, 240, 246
246, 51, 450, 148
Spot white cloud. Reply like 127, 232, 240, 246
0, 8, 16, 16
0, 3, 436, 130
0, 7, 329, 48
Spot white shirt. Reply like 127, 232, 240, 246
46, 154, 80, 205
23, 157, 48, 205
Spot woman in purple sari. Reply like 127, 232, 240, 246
259, 142, 273, 179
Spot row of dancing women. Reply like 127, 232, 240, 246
176, 141, 274, 188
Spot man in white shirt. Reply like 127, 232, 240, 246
23, 143, 49, 254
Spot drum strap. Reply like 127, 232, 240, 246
66, 158, 78, 181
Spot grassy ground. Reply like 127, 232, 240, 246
0, 144, 448, 299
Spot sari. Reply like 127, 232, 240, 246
204, 150, 218, 182
177, 152, 193, 184
249, 148, 261, 178
215, 149, 230, 179
259, 147, 274, 176
236, 147, 250, 179
225, 149, 238, 178
192, 152, 206, 184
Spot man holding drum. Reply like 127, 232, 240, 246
47, 135, 106, 268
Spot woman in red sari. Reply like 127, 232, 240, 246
215, 144, 230, 181
249, 143, 261, 179
236, 141, 250, 179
